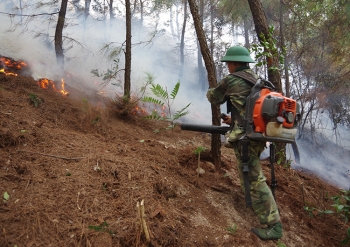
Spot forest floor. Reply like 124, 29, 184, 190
0, 60, 350, 247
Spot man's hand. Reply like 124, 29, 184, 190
220, 113, 232, 125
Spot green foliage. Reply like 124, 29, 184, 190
226, 223, 237, 235
277, 239, 287, 247
194, 146, 207, 177
304, 189, 350, 244
91, 116, 101, 125
91, 42, 124, 87
341, 228, 350, 245
276, 147, 292, 168
88, 221, 113, 235
303, 205, 334, 218
250, 26, 284, 72
330, 189, 350, 222
3, 191, 9, 202
29, 93, 42, 107
142, 74, 191, 131
91, 59, 122, 86
194, 146, 207, 155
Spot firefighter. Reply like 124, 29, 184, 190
206, 46, 283, 240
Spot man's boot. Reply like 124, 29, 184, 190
251, 222, 283, 240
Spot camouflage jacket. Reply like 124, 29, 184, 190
206, 67, 258, 122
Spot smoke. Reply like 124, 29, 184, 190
0, 1, 207, 120
1, 1, 349, 189
260, 113, 350, 189
295, 115, 350, 189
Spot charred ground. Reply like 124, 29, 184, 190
0, 71, 349, 247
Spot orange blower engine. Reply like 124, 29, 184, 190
244, 79, 300, 143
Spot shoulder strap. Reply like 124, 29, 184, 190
228, 71, 257, 127
231, 71, 257, 86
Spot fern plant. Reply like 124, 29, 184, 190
142, 73, 191, 131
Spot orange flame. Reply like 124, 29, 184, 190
59, 79, 69, 96
0, 57, 27, 70
0, 68, 17, 76
37, 78, 56, 89
37, 78, 69, 96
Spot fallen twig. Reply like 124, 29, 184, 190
301, 183, 305, 206
137, 199, 150, 243
17, 150, 85, 160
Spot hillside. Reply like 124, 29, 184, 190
0, 69, 349, 247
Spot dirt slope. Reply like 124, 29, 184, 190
0, 72, 349, 247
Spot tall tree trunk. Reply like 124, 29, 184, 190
197, 0, 207, 91
140, 0, 144, 26
169, 5, 176, 41
279, 0, 290, 97
54, 0, 68, 71
124, 0, 132, 100
243, 14, 250, 49
247, 0, 286, 161
84, 0, 91, 20
19, 0, 23, 24
247, 0, 282, 92
179, 0, 188, 79
188, 0, 222, 168
109, 0, 114, 20
210, 0, 214, 56
176, 3, 180, 39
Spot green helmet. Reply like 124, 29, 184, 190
221, 46, 255, 63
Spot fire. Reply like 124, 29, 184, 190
59, 79, 69, 96
0, 56, 29, 76
37, 78, 56, 89
0, 55, 69, 96
0, 56, 27, 70
37, 78, 69, 96
0, 68, 17, 76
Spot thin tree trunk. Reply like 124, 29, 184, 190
124, 0, 132, 100
210, 0, 214, 56
188, 0, 221, 168
280, 0, 290, 97
140, 0, 144, 26
247, 0, 285, 160
85, 0, 91, 20
243, 14, 250, 49
179, 0, 188, 79
176, 4, 180, 39
169, 5, 176, 40
54, 0, 68, 71
19, 0, 23, 23
197, 0, 206, 91
109, 0, 114, 20
247, 0, 282, 92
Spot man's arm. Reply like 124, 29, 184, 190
206, 77, 229, 105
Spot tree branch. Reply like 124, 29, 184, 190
0, 11, 59, 17
17, 150, 84, 160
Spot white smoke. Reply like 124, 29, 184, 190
0, 0, 205, 119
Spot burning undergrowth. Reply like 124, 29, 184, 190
0, 55, 69, 96
0, 55, 31, 76
1, 55, 168, 121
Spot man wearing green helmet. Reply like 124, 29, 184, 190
206, 46, 283, 240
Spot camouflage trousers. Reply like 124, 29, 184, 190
232, 140, 280, 225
